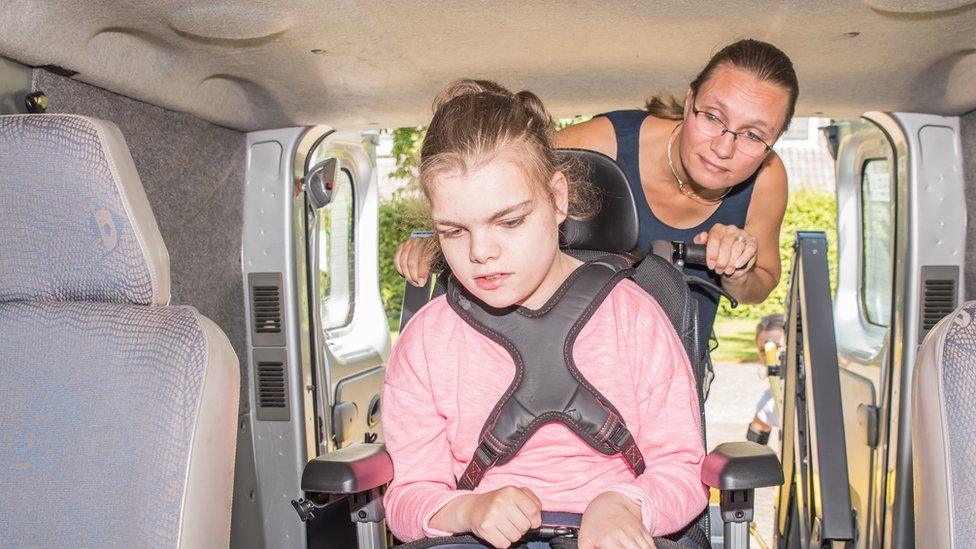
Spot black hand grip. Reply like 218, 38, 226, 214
649, 240, 708, 267
683, 243, 708, 266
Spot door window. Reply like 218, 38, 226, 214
860, 159, 893, 327
317, 168, 356, 330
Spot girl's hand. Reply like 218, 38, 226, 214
694, 224, 759, 280
434, 486, 543, 548
394, 235, 438, 287
466, 486, 543, 548
578, 492, 654, 549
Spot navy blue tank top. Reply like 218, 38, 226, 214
599, 110, 758, 352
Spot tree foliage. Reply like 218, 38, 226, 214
387, 126, 426, 181
378, 197, 429, 330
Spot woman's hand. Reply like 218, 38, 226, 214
394, 235, 438, 287
694, 223, 759, 280
578, 492, 654, 549
431, 486, 543, 548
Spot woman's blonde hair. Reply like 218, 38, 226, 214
419, 78, 597, 220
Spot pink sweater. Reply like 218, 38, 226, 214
382, 279, 708, 542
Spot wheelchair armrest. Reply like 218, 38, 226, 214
301, 442, 393, 494
701, 441, 783, 490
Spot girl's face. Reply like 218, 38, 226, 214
680, 65, 791, 191
429, 159, 569, 309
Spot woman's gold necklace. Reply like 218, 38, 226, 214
667, 123, 732, 204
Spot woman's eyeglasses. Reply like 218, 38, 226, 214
691, 106, 774, 158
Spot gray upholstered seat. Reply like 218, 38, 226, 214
912, 301, 976, 548
0, 114, 239, 547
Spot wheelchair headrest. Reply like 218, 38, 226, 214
0, 115, 171, 306
557, 148, 639, 253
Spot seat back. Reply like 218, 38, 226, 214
0, 115, 239, 548
912, 300, 976, 548
559, 147, 702, 368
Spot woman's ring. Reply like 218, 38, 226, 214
735, 234, 748, 243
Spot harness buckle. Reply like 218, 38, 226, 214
607, 423, 630, 451
474, 441, 500, 464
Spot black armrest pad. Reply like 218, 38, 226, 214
701, 441, 784, 490
301, 443, 393, 494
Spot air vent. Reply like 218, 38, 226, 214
257, 361, 286, 407
918, 266, 959, 344
253, 348, 289, 421
922, 280, 956, 329
253, 286, 282, 333
248, 272, 285, 347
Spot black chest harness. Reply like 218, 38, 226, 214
446, 254, 647, 490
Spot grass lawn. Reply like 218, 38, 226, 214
711, 317, 760, 364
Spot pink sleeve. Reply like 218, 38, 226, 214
603, 292, 709, 536
381, 310, 469, 541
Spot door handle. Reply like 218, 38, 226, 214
367, 395, 381, 427
332, 401, 358, 448
857, 404, 879, 448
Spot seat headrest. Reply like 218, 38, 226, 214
557, 148, 639, 253
0, 115, 170, 306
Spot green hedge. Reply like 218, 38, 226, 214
377, 190, 837, 328
378, 197, 428, 330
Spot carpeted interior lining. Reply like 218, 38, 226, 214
961, 109, 976, 300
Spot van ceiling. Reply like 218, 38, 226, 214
3, 0, 974, 131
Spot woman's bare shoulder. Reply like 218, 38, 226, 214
755, 150, 789, 197
554, 116, 617, 158
744, 151, 788, 230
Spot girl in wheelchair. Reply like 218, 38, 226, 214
383, 79, 708, 548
